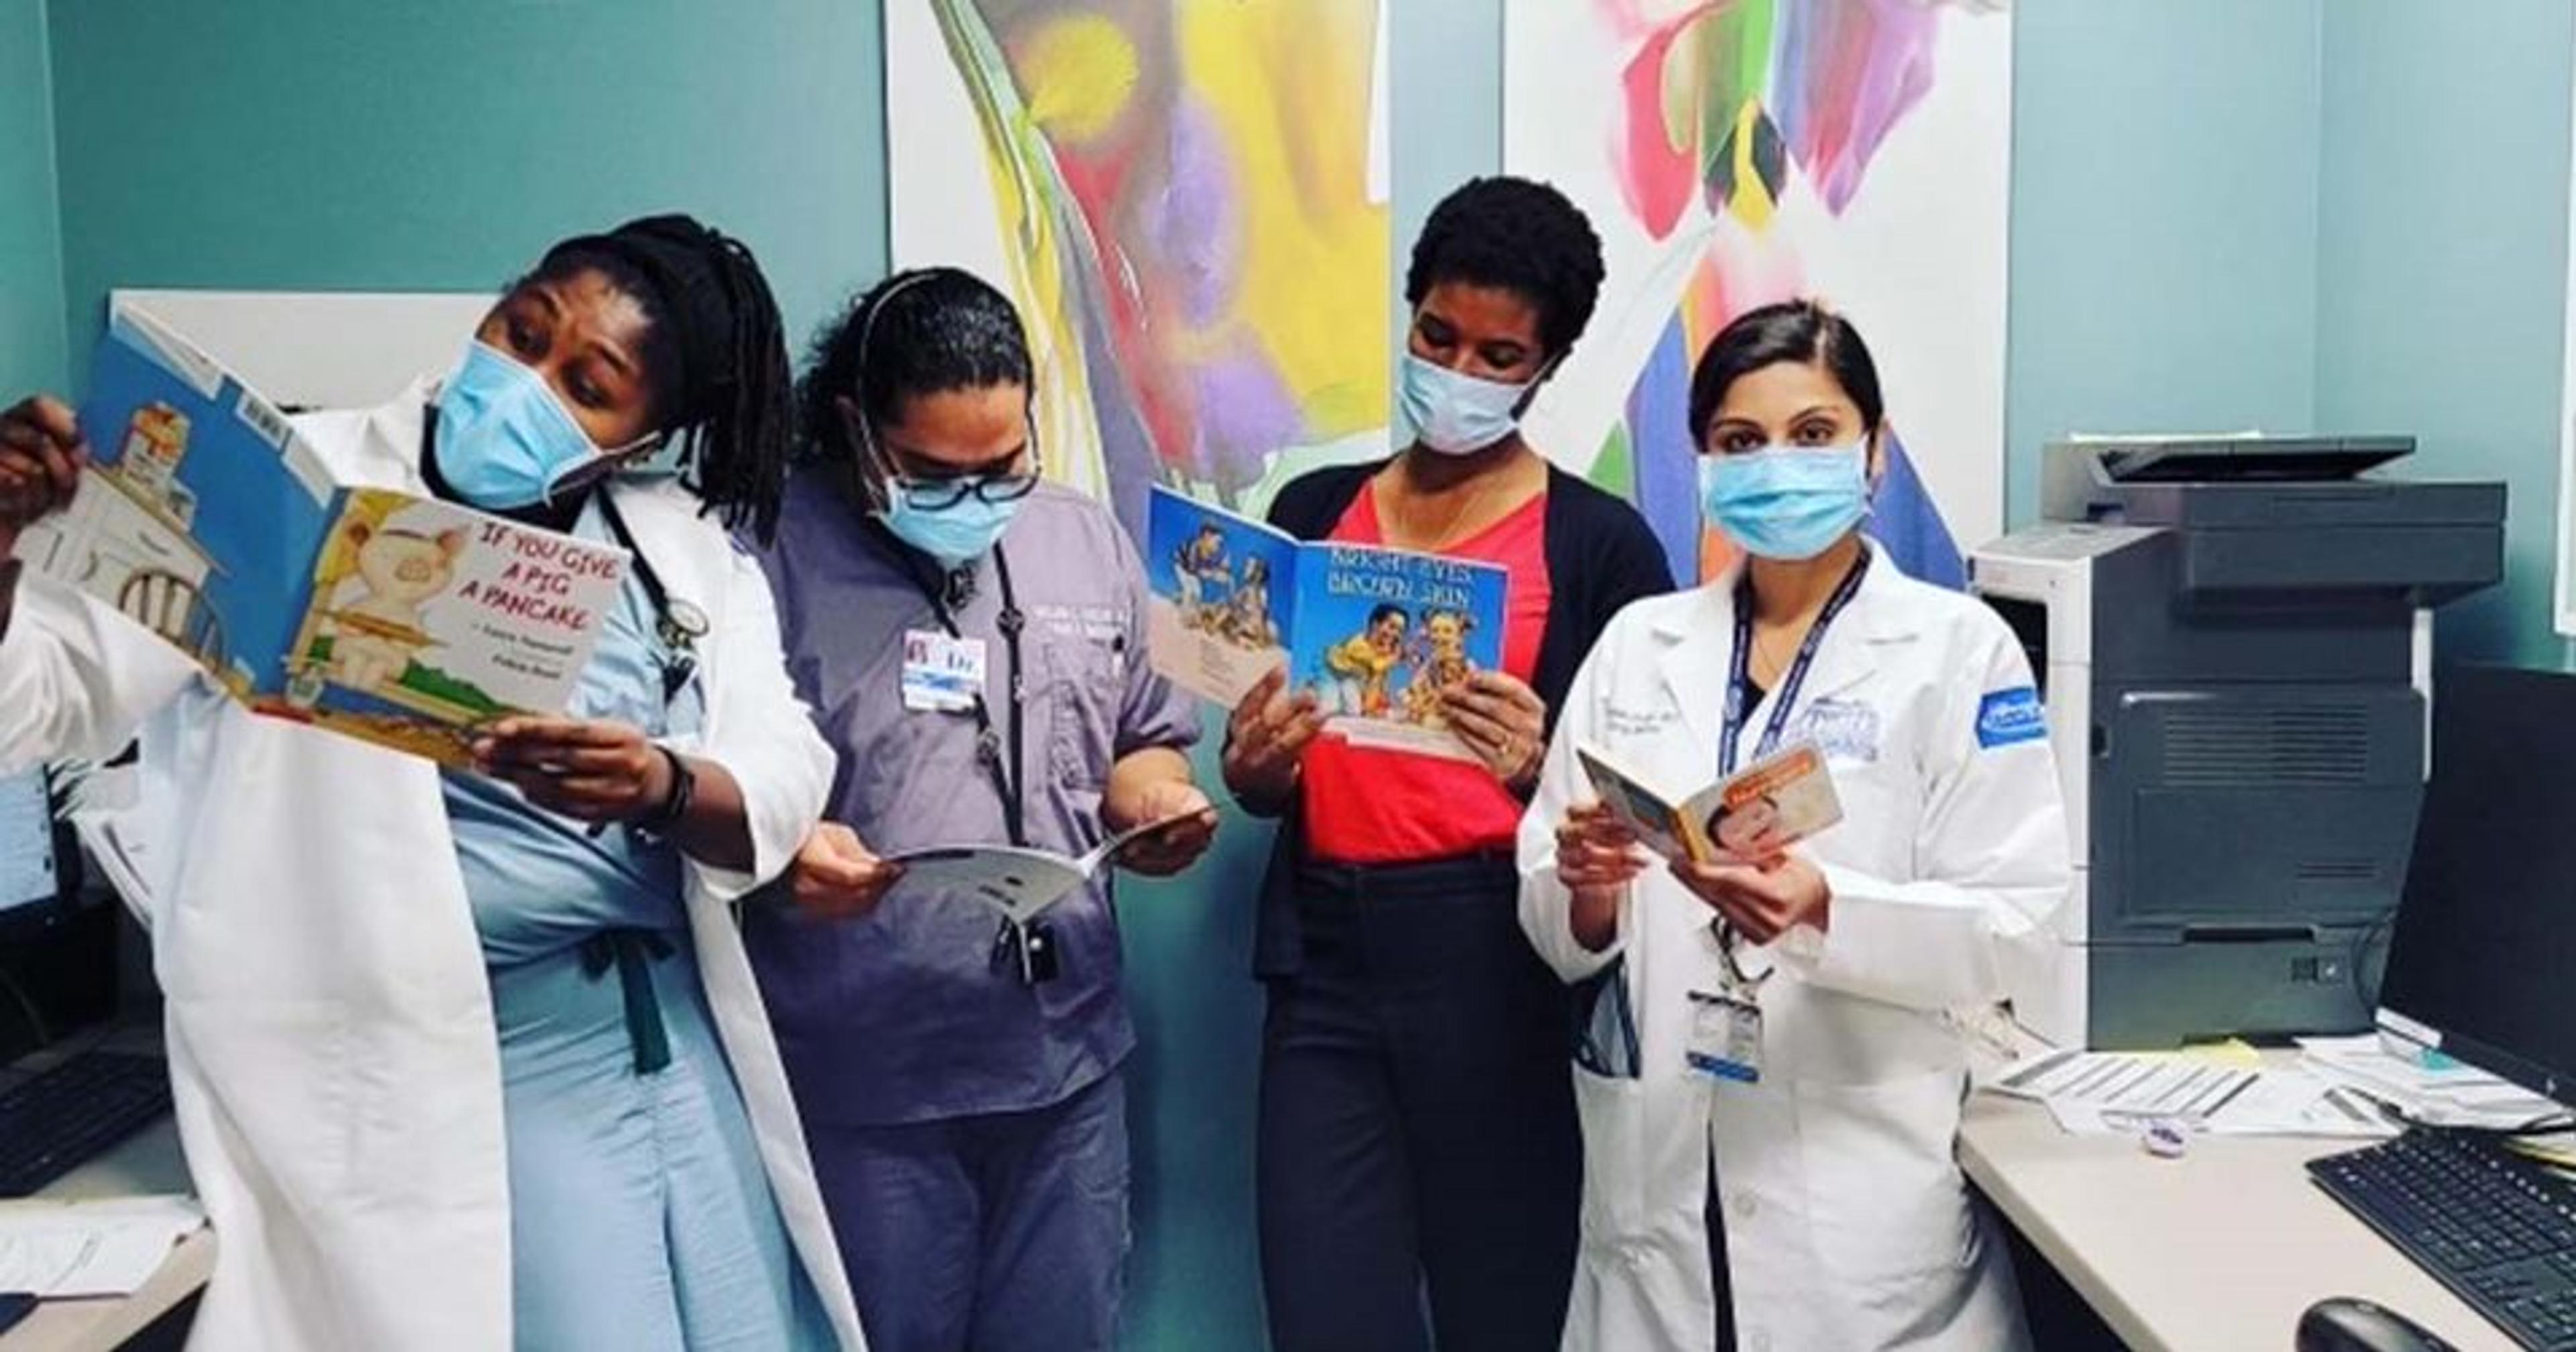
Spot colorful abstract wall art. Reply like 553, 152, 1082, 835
1505, 0, 2013, 586
888, 0, 1391, 532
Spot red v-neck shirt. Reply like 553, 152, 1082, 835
1300, 484, 1554, 864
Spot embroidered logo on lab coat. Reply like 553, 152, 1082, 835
1792, 696, 1882, 765
1976, 687, 2047, 749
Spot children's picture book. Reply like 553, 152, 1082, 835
10, 306, 628, 767
1576, 740, 1844, 865
1144, 486, 1509, 763
886, 809, 1207, 925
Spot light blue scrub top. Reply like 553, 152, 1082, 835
439, 500, 830, 1350
443, 502, 696, 958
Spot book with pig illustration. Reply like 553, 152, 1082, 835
1144, 486, 1508, 763
10, 306, 628, 766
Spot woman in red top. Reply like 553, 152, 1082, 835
1224, 177, 1673, 1352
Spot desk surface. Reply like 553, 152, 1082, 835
1963, 1068, 2517, 1352
0, 1035, 210, 1352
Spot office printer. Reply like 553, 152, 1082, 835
1968, 435, 2503, 1048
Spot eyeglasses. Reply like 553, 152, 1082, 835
886, 461, 1042, 512
861, 416, 1044, 512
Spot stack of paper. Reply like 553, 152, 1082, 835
1986, 1047, 2394, 1139
0, 1194, 204, 1298
2296, 1033, 2566, 1131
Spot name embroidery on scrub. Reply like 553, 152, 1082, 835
1030, 602, 1129, 682
1792, 695, 1882, 765
1976, 686, 2047, 749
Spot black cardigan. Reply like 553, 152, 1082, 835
1245, 459, 1677, 978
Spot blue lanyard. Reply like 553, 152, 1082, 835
1719, 550, 1872, 776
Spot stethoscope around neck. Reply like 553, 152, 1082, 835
594, 489, 708, 706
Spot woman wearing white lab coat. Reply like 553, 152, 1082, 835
0, 217, 865, 1350
1520, 300, 2070, 1352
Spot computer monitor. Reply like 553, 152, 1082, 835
2376, 664, 2576, 1105
0, 768, 61, 921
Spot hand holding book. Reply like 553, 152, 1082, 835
0, 396, 85, 551
473, 716, 674, 823
1103, 776, 1218, 877
1440, 669, 1548, 789
786, 822, 906, 921
1668, 853, 1833, 945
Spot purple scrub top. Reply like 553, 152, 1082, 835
745, 471, 1199, 1125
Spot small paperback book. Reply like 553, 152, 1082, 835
887, 810, 1205, 925
1576, 740, 1844, 864
1144, 485, 1508, 763
11, 306, 628, 767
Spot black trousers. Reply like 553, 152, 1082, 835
1257, 856, 1582, 1352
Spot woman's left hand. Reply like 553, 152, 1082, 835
1670, 852, 1832, 945
1441, 671, 1548, 789
475, 716, 673, 824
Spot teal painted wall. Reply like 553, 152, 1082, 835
0, 0, 64, 395
45, 0, 884, 371
2004, 0, 2327, 528
2314, 0, 2575, 670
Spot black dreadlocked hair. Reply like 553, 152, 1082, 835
1405, 176, 1607, 361
528, 216, 796, 543
797, 267, 1033, 468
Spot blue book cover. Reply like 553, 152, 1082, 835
1144, 486, 1508, 763
11, 307, 628, 766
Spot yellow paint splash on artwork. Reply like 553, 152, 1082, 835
1175, 0, 1389, 438
1018, 13, 1140, 143
1723, 98, 1776, 229
931, 0, 1116, 499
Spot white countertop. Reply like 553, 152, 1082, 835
1962, 1058, 2518, 1351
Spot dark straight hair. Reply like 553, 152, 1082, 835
1686, 300, 1885, 445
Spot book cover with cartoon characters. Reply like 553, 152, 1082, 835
1144, 486, 1300, 708
11, 305, 628, 767
1144, 487, 1508, 763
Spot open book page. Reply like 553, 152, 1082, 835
1144, 487, 1514, 765
18, 308, 629, 767
885, 808, 1208, 925
1287, 542, 1507, 764
16, 307, 339, 708
1678, 742, 1842, 862
1144, 486, 1299, 706
274, 490, 627, 765
1578, 740, 1843, 864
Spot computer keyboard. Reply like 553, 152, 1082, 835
0, 1049, 172, 1197
2312, 1127, 2576, 1351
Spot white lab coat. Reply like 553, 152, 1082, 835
1519, 543, 2070, 1352
0, 388, 868, 1351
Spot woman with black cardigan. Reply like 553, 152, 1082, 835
1224, 176, 1674, 1352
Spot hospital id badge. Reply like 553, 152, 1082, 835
1686, 990, 1764, 1084
901, 630, 986, 714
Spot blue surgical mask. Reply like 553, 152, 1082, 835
432, 341, 643, 510
876, 492, 1023, 570
1698, 443, 1871, 561
1399, 353, 1537, 456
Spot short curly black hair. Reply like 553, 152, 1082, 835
1403, 176, 1607, 360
